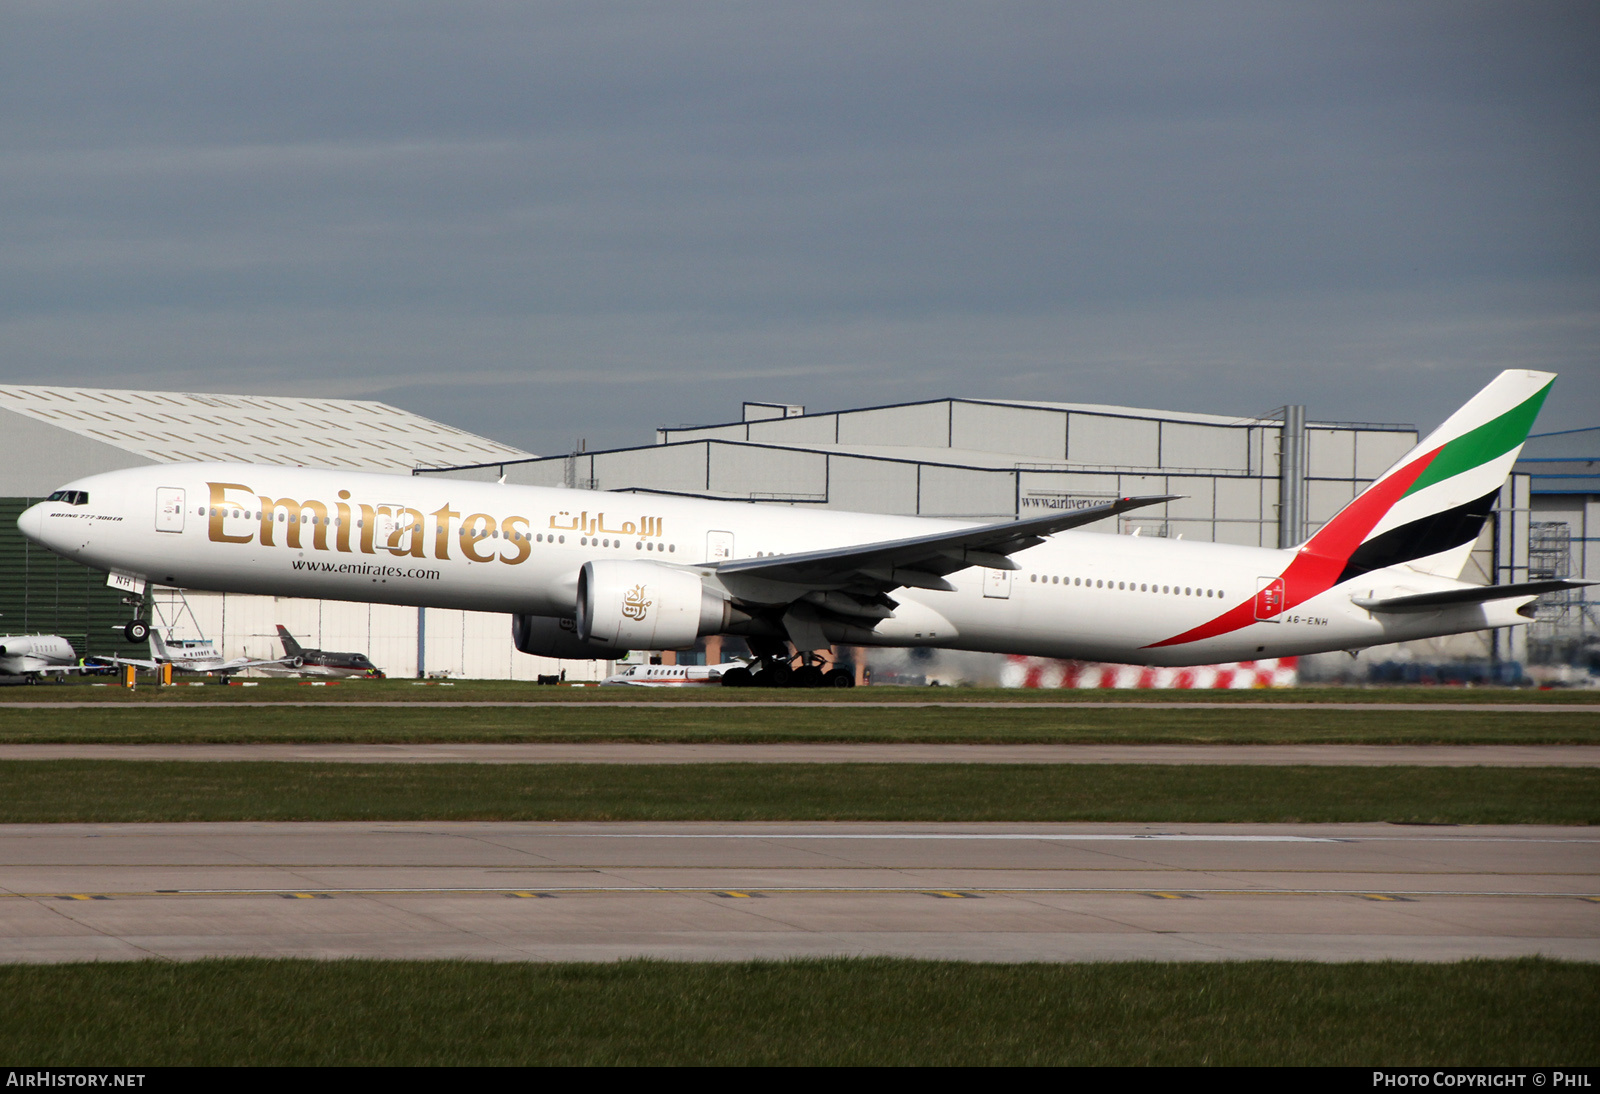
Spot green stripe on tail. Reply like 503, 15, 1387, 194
1403, 382, 1551, 497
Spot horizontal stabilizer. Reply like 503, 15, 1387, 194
1352, 579, 1596, 614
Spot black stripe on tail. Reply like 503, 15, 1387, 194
1335, 488, 1498, 586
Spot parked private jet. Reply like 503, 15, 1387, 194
0, 633, 96, 683
98, 631, 296, 679
601, 659, 821, 687
257, 625, 385, 678
18, 371, 1592, 686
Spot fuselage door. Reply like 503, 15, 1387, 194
155, 488, 185, 533
706, 531, 735, 563
983, 567, 1012, 599
1255, 576, 1285, 621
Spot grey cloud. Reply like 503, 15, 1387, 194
1, 2, 1595, 451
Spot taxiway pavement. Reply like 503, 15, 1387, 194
3, 821, 1594, 964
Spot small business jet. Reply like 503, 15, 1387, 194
18, 371, 1592, 685
0, 633, 97, 683
98, 632, 296, 679
601, 659, 813, 687
257, 625, 385, 678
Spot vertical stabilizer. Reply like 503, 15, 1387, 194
276, 625, 304, 658
1300, 369, 1554, 582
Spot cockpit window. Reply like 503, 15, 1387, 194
45, 490, 88, 505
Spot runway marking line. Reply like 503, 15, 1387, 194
926, 891, 982, 899
508, 891, 555, 899
18, 886, 1597, 899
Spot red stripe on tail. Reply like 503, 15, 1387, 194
1145, 445, 1442, 648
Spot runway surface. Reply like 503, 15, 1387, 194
2, 743, 1597, 766
3, 821, 1595, 963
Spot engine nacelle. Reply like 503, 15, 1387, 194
577, 560, 729, 650
511, 613, 630, 660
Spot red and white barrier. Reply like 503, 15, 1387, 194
1000, 655, 1297, 689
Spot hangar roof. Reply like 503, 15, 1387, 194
0, 384, 531, 496
0, 384, 528, 471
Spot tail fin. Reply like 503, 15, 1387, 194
1299, 369, 1553, 584
150, 631, 170, 660
276, 625, 304, 658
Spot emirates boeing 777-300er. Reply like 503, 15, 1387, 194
16, 371, 1591, 686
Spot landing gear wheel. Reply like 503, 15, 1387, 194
720, 667, 754, 688
791, 665, 825, 689
124, 620, 149, 643
824, 668, 855, 688
758, 663, 792, 688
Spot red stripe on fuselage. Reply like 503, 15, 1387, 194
1144, 446, 1442, 648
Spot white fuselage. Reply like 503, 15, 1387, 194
17, 463, 1527, 666
603, 662, 749, 686
0, 634, 80, 678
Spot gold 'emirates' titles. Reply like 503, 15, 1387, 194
205, 482, 666, 566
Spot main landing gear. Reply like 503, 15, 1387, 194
720, 643, 855, 689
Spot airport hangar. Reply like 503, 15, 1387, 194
0, 384, 1585, 682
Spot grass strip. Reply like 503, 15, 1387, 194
2, 760, 1594, 823
2, 681, 1594, 704
0, 957, 1593, 1066
0, 705, 1595, 745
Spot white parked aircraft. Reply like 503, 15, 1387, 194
17, 371, 1591, 687
98, 631, 296, 678
601, 659, 833, 687
0, 633, 95, 683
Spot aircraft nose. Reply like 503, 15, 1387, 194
16, 502, 45, 545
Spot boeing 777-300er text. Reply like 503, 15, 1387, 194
16, 371, 1592, 686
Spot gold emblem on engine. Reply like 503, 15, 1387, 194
621, 584, 652, 621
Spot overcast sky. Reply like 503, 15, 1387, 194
3, 2, 1596, 455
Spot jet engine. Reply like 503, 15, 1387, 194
511, 613, 630, 660
576, 560, 733, 650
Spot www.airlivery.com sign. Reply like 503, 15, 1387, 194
1018, 492, 1117, 513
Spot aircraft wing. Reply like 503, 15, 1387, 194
712, 495, 1179, 596
215, 656, 299, 672
1352, 578, 1597, 614
94, 655, 160, 670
